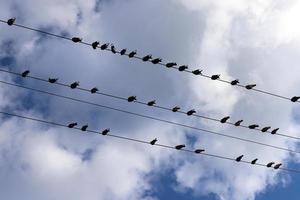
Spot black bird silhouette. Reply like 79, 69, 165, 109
220, 116, 230, 123
291, 96, 300, 102
68, 122, 77, 128
101, 128, 110, 135
172, 106, 180, 112
187, 109, 196, 116
175, 144, 186, 150
235, 155, 244, 162
142, 55, 152, 61
234, 120, 243, 126
111, 45, 117, 54
248, 124, 259, 129
7, 17, 16, 26
192, 69, 202, 75
178, 65, 188, 71
266, 162, 275, 168
147, 100, 156, 106
211, 74, 220, 80
21, 70, 30, 77
245, 84, 256, 90
274, 163, 282, 169
127, 96, 137, 102
100, 43, 109, 50
271, 128, 279, 134
90, 87, 99, 94
48, 78, 58, 83
231, 79, 239, 85
70, 81, 79, 89
150, 138, 158, 145
92, 41, 99, 49
251, 158, 258, 164
165, 62, 177, 68
128, 50, 137, 58
72, 37, 82, 43
120, 49, 127, 55
151, 58, 162, 64
81, 124, 88, 131
194, 149, 205, 154
261, 126, 271, 132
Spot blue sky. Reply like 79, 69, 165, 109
1, 0, 300, 200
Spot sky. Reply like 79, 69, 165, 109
0, 0, 300, 199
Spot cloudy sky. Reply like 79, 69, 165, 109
1, 0, 300, 199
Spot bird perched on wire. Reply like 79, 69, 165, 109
92, 41, 99, 49
128, 50, 137, 58
70, 81, 79, 89
235, 155, 244, 162
150, 138, 158, 145
81, 124, 88, 131
172, 106, 180, 112
231, 79, 239, 85
261, 126, 271, 133
192, 69, 202, 75
175, 144, 185, 150
142, 55, 152, 61
68, 122, 77, 128
274, 163, 282, 169
120, 49, 127, 55
187, 109, 196, 116
234, 120, 243, 126
165, 62, 177, 68
72, 37, 82, 43
7, 17, 16, 26
220, 116, 230, 123
248, 124, 259, 129
111, 45, 117, 54
100, 43, 109, 50
21, 70, 30, 77
251, 158, 258, 164
194, 149, 205, 154
291, 96, 300, 102
271, 128, 279, 134
101, 128, 110, 135
178, 65, 188, 71
147, 100, 156, 106
245, 84, 256, 90
127, 96, 137, 102
48, 78, 58, 83
211, 74, 220, 80
266, 162, 275, 168
151, 58, 162, 64
90, 87, 99, 94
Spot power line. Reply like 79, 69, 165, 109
0, 67, 299, 141
0, 109, 298, 174
0, 18, 299, 103
1, 79, 299, 155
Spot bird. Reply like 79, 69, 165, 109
248, 124, 259, 129
175, 144, 185, 150
235, 155, 244, 162
231, 79, 239, 85
100, 43, 109, 50
261, 126, 271, 133
266, 162, 275, 168
111, 45, 117, 54
251, 158, 258, 164
194, 149, 205, 154
142, 55, 152, 61
245, 84, 256, 90
90, 87, 99, 94
81, 124, 88, 131
120, 49, 127, 55
220, 116, 230, 123
271, 128, 279, 134
187, 109, 196, 116
70, 81, 79, 89
7, 17, 16, 26
127, 96, 137, 102
21, 70, 30, 77
178, 65, 188, 71
48, 78, 58, 83
67, 122, 77, 128
92, 41, 99, 49
101, 128, 110, 135
147, 100, 156, 106
165, 62, 177, 68
291, 96, 300, 102
211, 74, 220, 80
192, 69, 202, 75
150, 138, 158, 145
72, 37, 82, 43
128, 50, 137, 58
151, 58, 162, 64
172, 106, 180, 112
274, 163, 282, 169
234, 120, 243, 126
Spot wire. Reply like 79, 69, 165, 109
0, 19, 298, 103
0, 110, 299, 174
1, 79, 299, 155
0, 67, 299, 141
